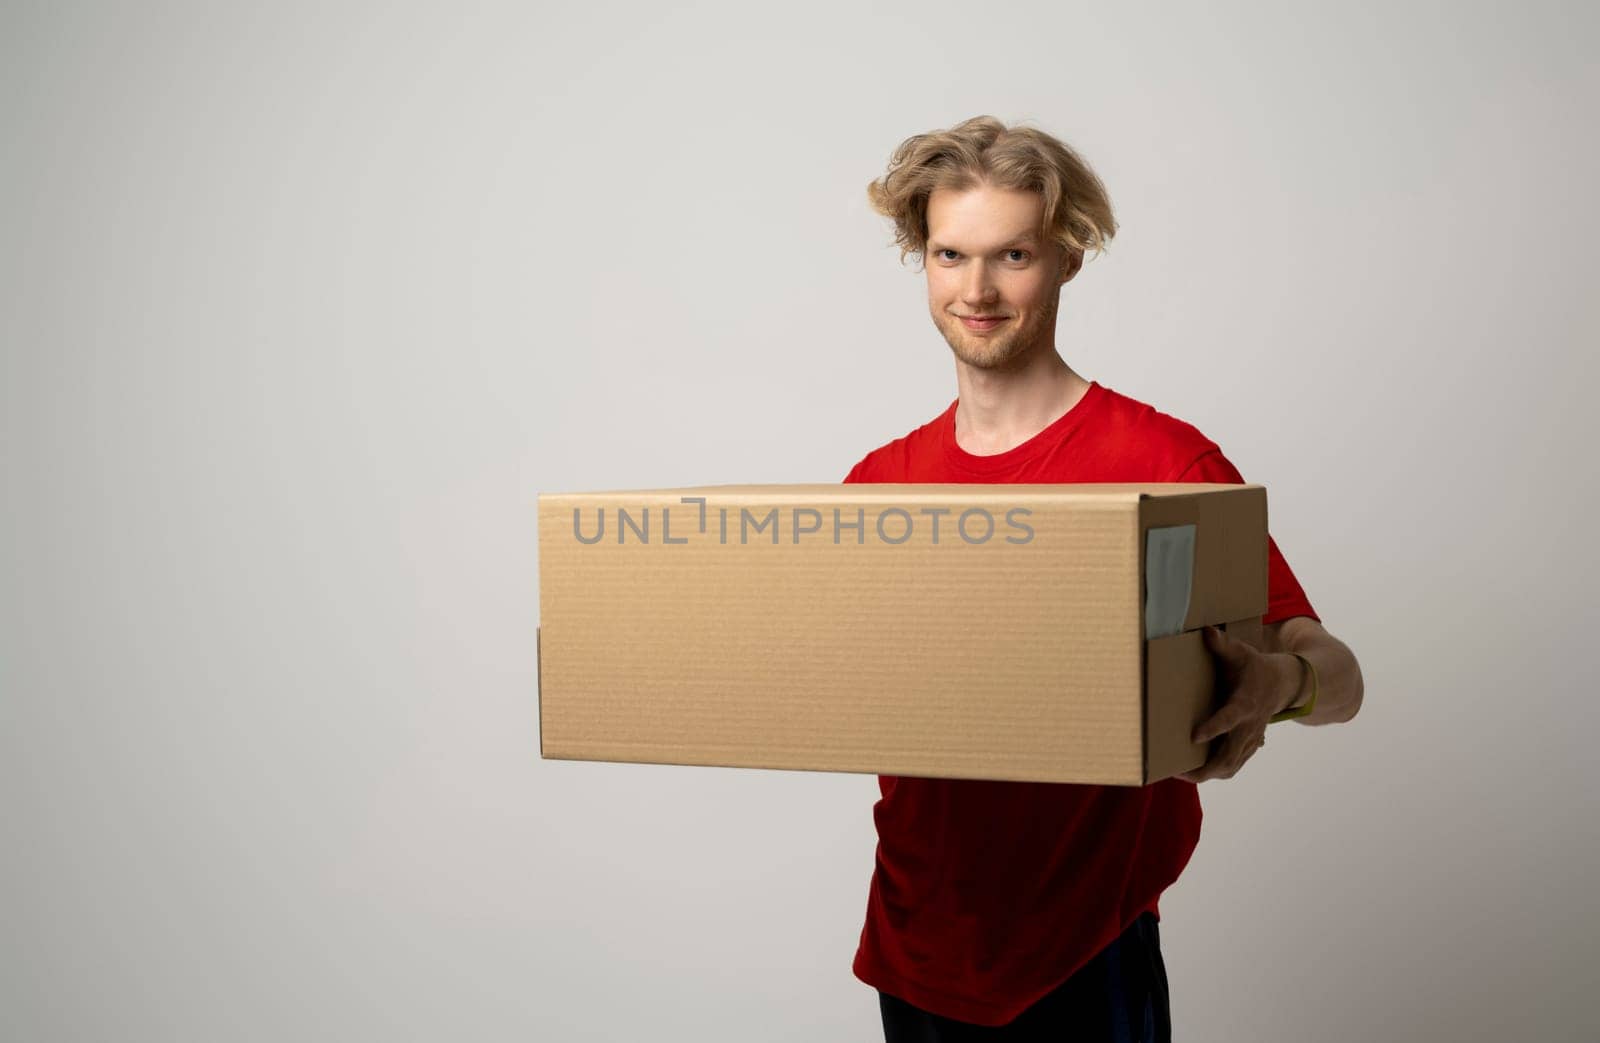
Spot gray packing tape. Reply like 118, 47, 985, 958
1144, 524, 1196, 640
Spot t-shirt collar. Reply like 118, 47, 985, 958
940, 380, 1104, 475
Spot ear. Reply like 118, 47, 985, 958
1058, 247, 1083, 285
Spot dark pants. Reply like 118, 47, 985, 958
878, 912, 1172, 1042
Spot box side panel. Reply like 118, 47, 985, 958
1143, 629, 1213, 781
1142, 614, 1266, 783
1138, 488, 1268, 782
537, 490, 1145, 785
1139, 486, 1267, 629
1194, 486, 1267, 626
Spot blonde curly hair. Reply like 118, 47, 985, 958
866, 115, 1117, 273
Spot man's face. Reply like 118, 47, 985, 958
924, 183, 1078, 372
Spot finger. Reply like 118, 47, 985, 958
1202, 625, 1245, 663
1213, 727, 1262, 780
1192, 706, 1241, 744
1181, 731, 1231, 783
1181, 753, 1231, 784
1181, 728, 1264, 783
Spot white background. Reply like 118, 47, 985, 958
3, 2, 1596, 1040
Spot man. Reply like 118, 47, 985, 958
843, 116, 1364, 1042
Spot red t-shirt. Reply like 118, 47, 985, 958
842, 379, 1320, 1026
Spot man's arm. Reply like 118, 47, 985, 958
1259, 616, 1364, 726
1180, 616, 1364, 782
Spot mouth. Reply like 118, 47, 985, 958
959, 315, 1008, 331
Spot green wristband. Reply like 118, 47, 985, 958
1269, 651, 1318, 723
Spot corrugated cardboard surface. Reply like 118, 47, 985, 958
538, 483, 1267, 785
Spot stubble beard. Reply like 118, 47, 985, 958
936, 290, 1058, 373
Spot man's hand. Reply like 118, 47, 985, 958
1177, 625, 1300, 784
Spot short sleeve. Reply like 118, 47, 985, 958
1173, 449, 1321, 626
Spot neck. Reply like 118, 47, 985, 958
953, 349, 1090, 456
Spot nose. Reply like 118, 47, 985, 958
961, 264, 999, 307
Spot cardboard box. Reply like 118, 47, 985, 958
537, 483, 1267, 785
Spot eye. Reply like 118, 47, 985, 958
934, 248, 1030, 262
